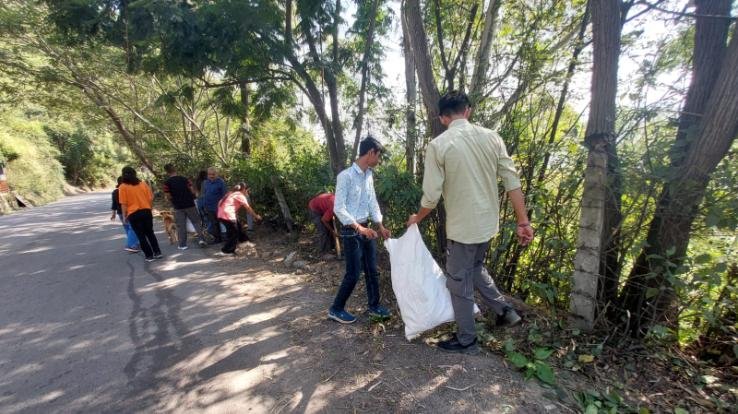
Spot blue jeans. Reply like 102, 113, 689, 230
118, 213, 139, 249
331, 227, 380, 311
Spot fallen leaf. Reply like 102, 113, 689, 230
578, 354, 595, 363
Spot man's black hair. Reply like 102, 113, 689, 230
164, 163, 176, 174
358, 135, 385, 157
438, 90, 471, 117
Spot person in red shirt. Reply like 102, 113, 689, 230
308, 192, 337, 254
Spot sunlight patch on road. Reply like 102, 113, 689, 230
38, 390, 65, 402
304, 383, 339, 412
260, 348, 291, 362
217, 306, 291, 333
157, 257, 220, 271
5, 362, 43, 378
140, 277, 189, 292
19, 246, 52, 254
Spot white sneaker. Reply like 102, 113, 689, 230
177, 245, 189, 250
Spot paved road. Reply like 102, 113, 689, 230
0, 192, 266, 413
0, 192, 561, 414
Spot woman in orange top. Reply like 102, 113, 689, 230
216, 182, 261, 255
119, 166, 162, 262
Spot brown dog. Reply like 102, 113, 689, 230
159, 211, 178, 245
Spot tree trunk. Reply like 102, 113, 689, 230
239, 81, 251, 156
405, 0, 447, 259
283, 5, 345, 176
669, 0, 731, 172
433, 0, 453, 91
284, 51, 343, 175
569, 0, 621, 330
271, 175, 295, 233
599, 137, 622, 308
326, 0, 346, 168
401, 1, 417, 176
404, 0, 444, 138
285, 0, 293, 45
469, 0, 502, 104
443, 2, 478, 91
619, 6, 738, 336
351, 0, 381, 161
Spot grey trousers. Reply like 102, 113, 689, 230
309, 209, 335, 253
174, 206, 205, 247
446, 239, 509, 346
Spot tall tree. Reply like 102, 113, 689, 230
402, 0, 444, 138
350, 0, 381, 161
619, 0, 737, 336
282, 0, 347, 175
401, 1, 418, 176
569, 0, 622, 329
283, 0, 389, 174
403, 0, 447, 257
432, 0, 479, 92
469, 0, 502, 104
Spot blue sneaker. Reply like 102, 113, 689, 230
328, 308, 357, 324
368, 305, 391, 318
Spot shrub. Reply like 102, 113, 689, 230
0, 110, 65, 205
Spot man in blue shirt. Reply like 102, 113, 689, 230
202, 167, 226, 243
329, 136, 392, 324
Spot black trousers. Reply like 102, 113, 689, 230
127, 209, 161, 259
219, 219, 243, 254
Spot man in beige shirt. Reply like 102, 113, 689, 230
407, 91, 534, 354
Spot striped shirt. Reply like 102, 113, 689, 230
334, 163, 383, 226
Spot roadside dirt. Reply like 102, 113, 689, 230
142, 210, 733, 413
171, 227, 567, 413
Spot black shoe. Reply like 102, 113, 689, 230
437, 335, 479, 354
496, 307, 522, 327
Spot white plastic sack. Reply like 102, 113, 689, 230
186, 218, 196, 233
385, 224, 478, 341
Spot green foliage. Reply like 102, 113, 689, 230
575, 389, 632, 414
0, 141, 20, 164
502, 338, 557, 385
44, 123, 128, 187
0, 108, 65, 205
678, 232, 738, 346
485, 92, 585, 304
45, 125, 94, 184
374, 162, 422, 234
228, 118, 332, 222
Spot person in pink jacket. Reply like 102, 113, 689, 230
216, 182, 262, 255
